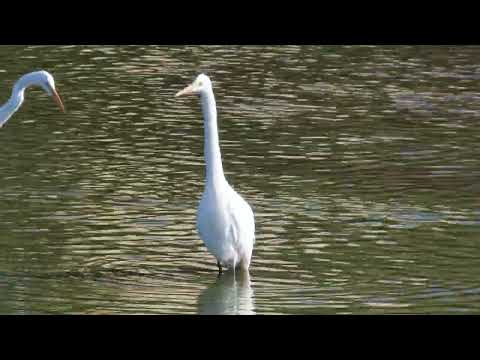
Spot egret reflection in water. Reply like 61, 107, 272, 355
197, 271, 255, 315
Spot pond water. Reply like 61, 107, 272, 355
0, 45, 479, 314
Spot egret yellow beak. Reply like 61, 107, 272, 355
175, 84, 195, 97
51, 87, 66, 113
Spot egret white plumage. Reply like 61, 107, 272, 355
0, 70, 65, 128
176, 74, 255, 274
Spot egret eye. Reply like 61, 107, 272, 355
198, 81, 203, 87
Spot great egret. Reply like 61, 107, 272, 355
176, 74, 255, 274
0, 70, 65, 128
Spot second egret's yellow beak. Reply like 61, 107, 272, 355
175, 84, 196, 97
51, 88, 66, 113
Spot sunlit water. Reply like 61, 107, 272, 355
1, 45, 480, 314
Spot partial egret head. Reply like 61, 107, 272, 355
27, 70, 65, 113
176, 74, 212, 97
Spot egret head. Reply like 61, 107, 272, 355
29, 70, 65, 113
175, 73, 212, 97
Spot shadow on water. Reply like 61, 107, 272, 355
197, 271, 255, 315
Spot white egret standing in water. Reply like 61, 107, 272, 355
0, 70, 65, 128
176, 74, 255, 275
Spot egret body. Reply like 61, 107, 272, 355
0, 70, 65, 128
176, 74, 255, 274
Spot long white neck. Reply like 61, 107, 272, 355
201, 87, 226, 188
0, 73, 39, 127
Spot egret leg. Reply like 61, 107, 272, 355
217, 261, 223, 275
